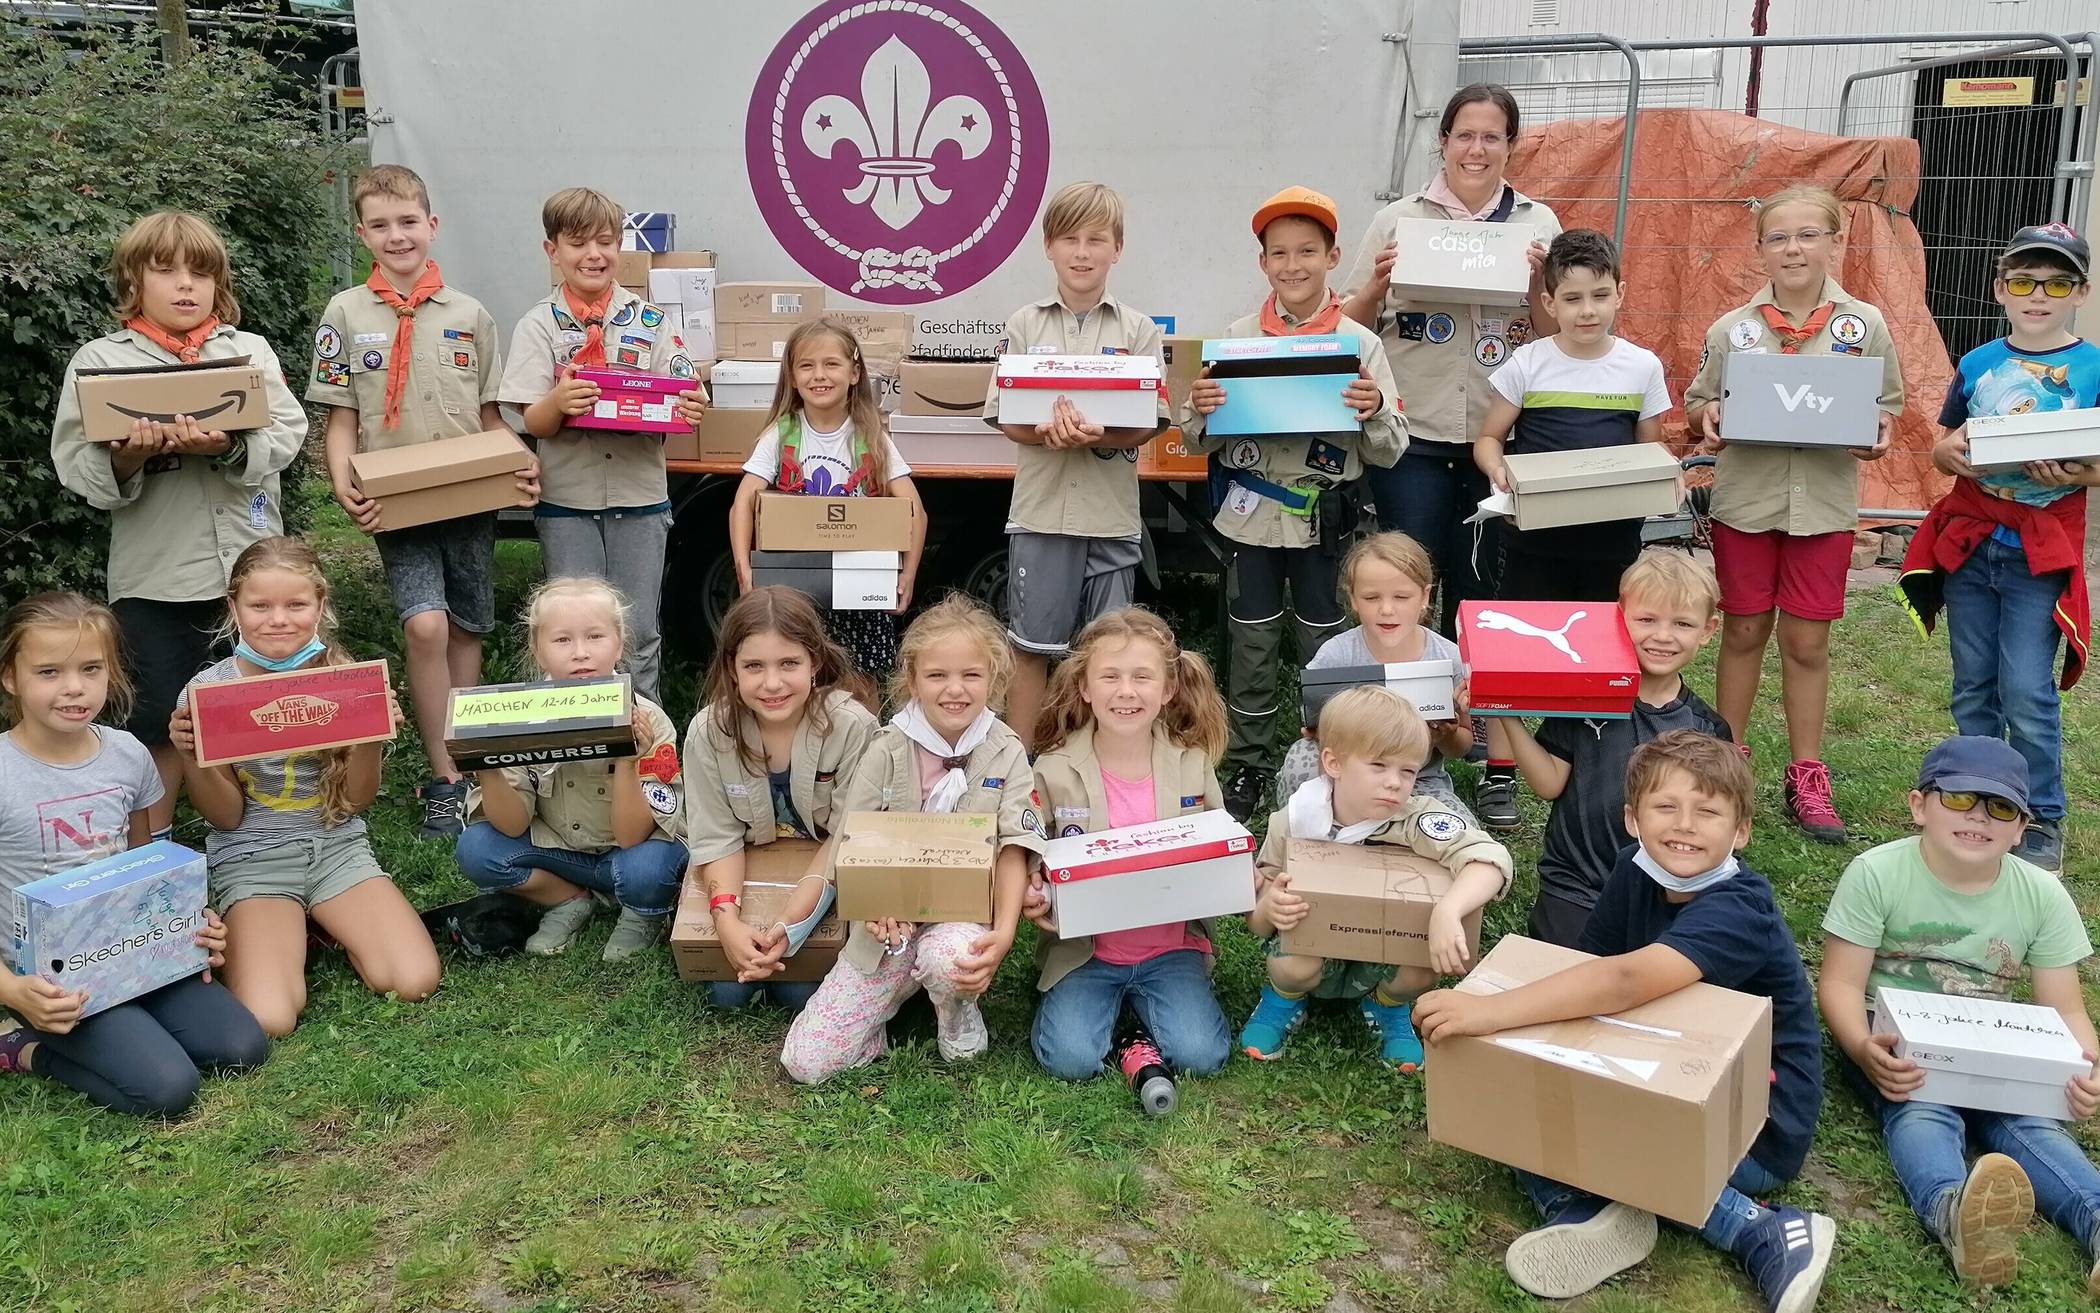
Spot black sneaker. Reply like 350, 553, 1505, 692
419, 777, 466, 839
2014, 819, 2063, 873
1476, 775, 1520, 831
1738, 1206, 1836, 1313
1465, 714, 1490, 764
1222, 767, 1272, 824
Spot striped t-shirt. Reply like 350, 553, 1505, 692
1491, 335, 1673, 557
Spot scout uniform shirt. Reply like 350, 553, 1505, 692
49, 324, 308, 603
1340, 187, 1562, 448
306, 282, 503, 450
1029, 723, 1224, 990
1254, 793, 1514, 907
985, 293, 1169, 540
1181, 310, 1406, 548
1683, 278, 1904, 538
832, 717, 1046, 972
498, 286, 698, 512
464, 694, 685, 852
681, 688, 879, 866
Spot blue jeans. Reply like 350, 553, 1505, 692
1944, 536, 2068, 820
709, 979, 820, 1012
1517, 1156, 1787, 1255
454, 822, 686, 917
1030, 949, 1231, 1080
1363, 442, 1492, 636
1844, 1056, 2100, 1254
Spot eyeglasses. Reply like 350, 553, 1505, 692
1758, 228, 1836, 250
1445, 131, 1508, 149
1931, 790, 2026, 823
2004, 275, 2086, 298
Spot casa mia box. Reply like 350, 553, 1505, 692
832, 811, 998, 924
1279, 837, 1481, 969
1387, 218, 1536, 306
749, 550, 901, 611
7, 841, 209, 1017
1871, 986, 2089, 1121
1301, 660, 1459, 726
1458, 601, 1639, 719
1966, 408, 2100, 471
1198, 335, 1362, 439
568, 368, 690, 435
1038, 810, 1256, 939
187, 660, 395, 768
1720, 352, 1883, 449
995, 355, 1162, 429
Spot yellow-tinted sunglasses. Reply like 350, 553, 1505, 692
2004, 275, 2086, 298
1933, 790, 2026, 823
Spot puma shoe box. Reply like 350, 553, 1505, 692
1386, 218, 1537, 306
1720, 352, 1883, 448
1198, 335, 1361, 439
1501, 444, 1683, 531
1966, 409, 2100, 471
1457, 600, 1638, 719
1300, 660, 1459, 726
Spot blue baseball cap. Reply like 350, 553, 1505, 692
1916, 735, 2031, 814
2003, 223, 2090, 278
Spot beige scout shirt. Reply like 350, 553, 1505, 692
464, 694, 684, 852
1254, 794, 1514, 901
498, 286, 699, 511
1181, 310, 1406, 548
1683, 279, 1905, 537
681, 688, 878, 866
1028, 724, 1226, 990
1341, 188, 1563, 448
986, 293, 1169, 540
49, 325, 308, 603
834, 718, 1046, 972
305, 283, 503, 452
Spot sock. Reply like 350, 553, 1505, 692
149, 825, 172, 844
1485, 759, 1515, 784
1372, 982, 1414, 1009
1266, 982, 1310, 1002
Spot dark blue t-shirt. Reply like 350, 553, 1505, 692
1580, 847, 1823, 1180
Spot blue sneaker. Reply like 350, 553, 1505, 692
1739, 1205, 1836, 1313
1359, 996, 1425, 1072
1504, 1197, 1657, 1298
1237, 985, 1308, 1060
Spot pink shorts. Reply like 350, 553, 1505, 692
1710, 523, 1852, 621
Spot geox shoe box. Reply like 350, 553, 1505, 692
1501, 445, 1683, 531
72, 357, 270, 442
832, 812, 998, 923
187, 659, 396, 768
1966, 408, 2100, 471
349, 428, 536, 531
1038, 810, 1257, 938
995, 354, 1162, 429
1872, 986, 2089, 1121
7, 841, 210, 1017
1198, 334, 1361, 439
1280, 837, 1481, 968
710, 359, 782, 411
1300, 659, 1459, 725
749, 550, 902, 611
1458, 600, 1638, 719
569, 368, 692, 435
671, 838, 844, 983
1720, 352, 1883, 449
1387, 218, 1536, 305
443, 675, 635, 771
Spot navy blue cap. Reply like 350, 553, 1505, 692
2003, 223, 2090, 278
1916, 735, 2031, 814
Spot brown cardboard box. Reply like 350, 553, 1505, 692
1161, 335, 1204, 413
832, 811, 996, 923
349, 429, 534, 532
650, 250, 717, 270
1426, 935, 1774, 1226
665, 406, 768, 464
822, 310, 914, 375
1139, 427, 1207, 478
755, 491, 916, 551
717, 281, 827, 324
1278, 838, 1481, 968
670, 838, 844, 982
547, 251, 662, 290
718, 322, 800, 361
73, 360, 270, 442
899, 358, 997, 416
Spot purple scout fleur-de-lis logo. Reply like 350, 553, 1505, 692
748, 1, 1051, 304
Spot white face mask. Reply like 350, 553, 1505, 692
1632, 843, 1739, 895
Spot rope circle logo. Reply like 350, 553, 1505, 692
747, 1, 1052, 304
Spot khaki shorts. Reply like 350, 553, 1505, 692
1263, 934, 1399, 1001
210, 828, 387, 911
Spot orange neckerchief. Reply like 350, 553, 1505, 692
1756, 301, 1836, 354
366, 261, 446, 429
562, 283, 614, 370
125, 316, 219, 362
1260, 290, 1345, 337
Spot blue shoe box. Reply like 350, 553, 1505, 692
6, 841, 209, 1017
1199, 334, 1361, 438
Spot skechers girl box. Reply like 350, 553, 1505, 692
994, 354, 1162, 428
7, 841, 210, 1017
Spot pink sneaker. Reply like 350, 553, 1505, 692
1784, 759, 1847, 844
0, 1019, 32, 1074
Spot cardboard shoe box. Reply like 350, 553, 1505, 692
718, 281, 827, 324
1039, 810, 1257, 939
443, 675, 635, 771
1387, 218, 1537, 306
824, 310, 914, 373
1161, 336, 1205, 415
188, 659, 396, 768
1279, 837, 1481, 968
995, 354, 1163, 429
711, 359, 782, 411
1199, 335, 1362, 439
832, 811, 998, 923
1967, 408, 2100, 471
570, 368, 692, 435
900, 358, 998, 416
755, 492, 916, 551
1871, 986, 2089, 1120
888, 413, 1014, 470
1301, 659, 1458, 726
1502, 444, 1683, 531
666, 407, 770, 465
1721, 352, 1883, 448
349, 428, 535, 531
73, 358, 270, 442
5, 840, 210, 1017
670, 838, 844, 982
1426, 935, 1774, 1227
750, 549, 902, 610
1458, 600, 1638, 719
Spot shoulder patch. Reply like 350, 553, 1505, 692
1830, 312, 1867, 346
642, 778, 678, 815
639, 305, 664, 329
313, 323, 341, 360
1729, 318, 1762, 350
982, 777, 1005, 789
1021, 806, 1042, 834
611, 302, 638, 327
1416, 810, 1465, 842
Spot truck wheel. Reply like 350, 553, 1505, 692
944, 537, 1009, 612
663, 482, 739, 655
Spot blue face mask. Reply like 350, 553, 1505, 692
235, 636, 327, 673
1633, 843, 1739, 896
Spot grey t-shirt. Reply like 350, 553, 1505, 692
179, 656, 367, 868
1278, 625, 1466, 804
0, 726, 165, 888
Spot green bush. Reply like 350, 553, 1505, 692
0, 22, 341, 600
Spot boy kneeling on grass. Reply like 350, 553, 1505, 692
1416, 730, 1834, 1313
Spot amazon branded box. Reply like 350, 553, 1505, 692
1502, 444, 1683, 531
1038, 810, 1256, 939
1300, 659, 1459, 726
1426, 935, 1773, 1226
749, 549, 901, 611
755, 492, 915, 552
188, 659, 395, 768
443, 675, 634, 772
1720, 352, 1882, 449
7, 841, 210, 1017
1199, 335, 1362, 439
73, 358, 270, 442
1872, 986, 2089, 1121
888, 413, 1013, 471
900, 358, 997, 416
569, 368, 692, 435
995, 354, 1162, 429
1458, 600, 1638, 719
671, 838, 844, 983
1967, 408, 2100, 471
1279, 836, 1481, 968
349, 428, 534, 531
832, 811, 997, 923
666, 407, 769, 464
1387, 218, 1536, 306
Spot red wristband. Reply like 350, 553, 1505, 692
708, 894, 740, 911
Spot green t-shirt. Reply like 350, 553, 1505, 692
1822, 836, 2092, 1002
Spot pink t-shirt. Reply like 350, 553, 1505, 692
912, 745, 950, 805
1088, 765, 1212, 966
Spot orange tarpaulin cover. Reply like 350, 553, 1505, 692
1510, 108, 1954, 513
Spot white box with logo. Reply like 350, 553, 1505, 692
647, 267, 718, 360
1039, 810, 1257, 939
748, 550, 901, 611
888, 413, 1014, 471
1386, 218, 1537, 306
710, 360, 781, 411
1871, 986, 2090, 1120
994, 355, 1162, 429
1720, 352, 1882, 449
1966, 408, 2100, 471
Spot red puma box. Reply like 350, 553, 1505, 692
1457, 601, 1639, 719
188, 660, 395, 767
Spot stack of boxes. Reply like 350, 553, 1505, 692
750, 492, 916, 610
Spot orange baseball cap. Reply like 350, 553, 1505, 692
1251, 186, 1339, 240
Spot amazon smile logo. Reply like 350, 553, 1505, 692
105, 390, 247, 424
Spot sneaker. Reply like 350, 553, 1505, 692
1359, 996, 1425, 1072
1238, 985, 1309, 1061
1739, 1206, 1836, 1313
0, 1018, 31, 1074
524, 897, 596, 957
601, 908, 666, 962
1465, 715, 1490, 764
1222, 766, 1272, 824
1944, 1152, 2032, 1286
933, 996, 989, 1063
1504, 1198, 1658, 1298
418, 777, 466, 839
1476, 775, 1520, 831
2014, 819, 2063, 873
1782, 760, 1847, 844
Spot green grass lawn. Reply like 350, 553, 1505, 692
2, 492, 2094, 1313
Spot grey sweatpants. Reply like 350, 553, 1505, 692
535, 507, 672, 702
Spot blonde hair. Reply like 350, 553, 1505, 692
1619, 550, 1720, 620
523, 577, 632, 676
1318, 686, 1431, 769
704, 587, 871, 776
1042, 181, 1125, 244
353, 164, 432, 219
760, 319, 893, 498
1034, 606, 1227, 759
888, 593, 1013, 713
221, 538, 360, 827
0, 592, 134, 730
1626, 729, 1755, 825
110, 211, 239, 326
1342, 531, 1436, 597
541, 186, 622, 243
1755, 185, 1842, 238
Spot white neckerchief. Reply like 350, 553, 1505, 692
891, 701, 995, 813
1632, 844, 1740, 895
1287, 777, 1384, 845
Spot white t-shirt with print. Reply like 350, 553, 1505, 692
743, 416, 912, 497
